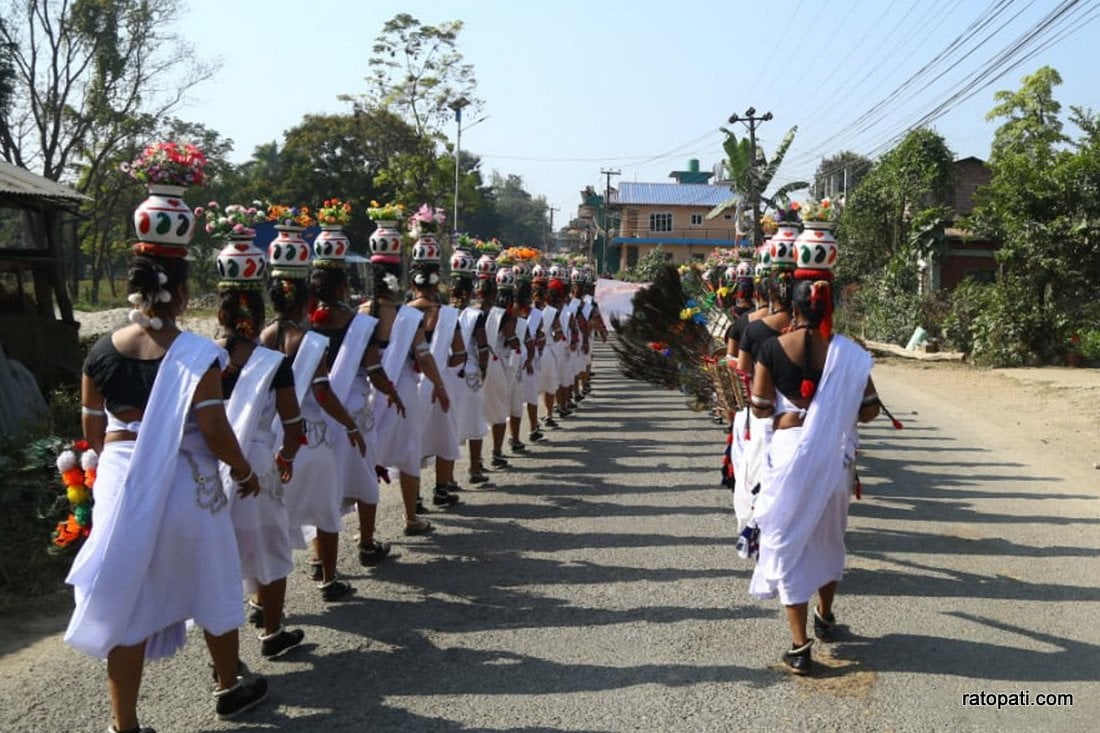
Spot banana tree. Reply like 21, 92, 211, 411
707, 125, 809, 220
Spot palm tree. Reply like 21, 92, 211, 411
707, 125, 809, 222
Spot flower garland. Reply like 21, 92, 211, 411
318, 198, 352, 227
367, 200, 405, 221
503, 246, 540, 261
121, 141, 208, 187
51, 440, 97, 550
268, 204, 314, 228
196, 201, 267, 240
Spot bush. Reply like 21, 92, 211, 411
1079, 329, 1100, 364
855, 279, 921, 345
0, 385, 82, 609
943, 279, 992, 354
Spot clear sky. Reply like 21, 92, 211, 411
178, 0, 1100, 225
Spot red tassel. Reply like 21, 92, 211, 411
725, 433, 733, 446
855, 473, 862, 500
800, 379, 815, 399
299, 434, 309, 445
891, 418, 903, 430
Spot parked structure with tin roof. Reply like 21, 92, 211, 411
608, 164, 741, 271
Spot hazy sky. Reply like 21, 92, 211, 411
178, 0, 1100, 224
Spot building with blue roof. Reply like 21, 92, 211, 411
608, 160, 741, 271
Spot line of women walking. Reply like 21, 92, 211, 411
66, 195, 606, 733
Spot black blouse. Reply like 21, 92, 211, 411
739, 319, 781, 361
757, 336, 823, 403
725, 312, 751, 344
221, 349, 294, 399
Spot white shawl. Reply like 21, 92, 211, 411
219, 345, 284, 492
751, 335, 873, 588
65, 333, 225, 659
329, 314, 377, 403
381, 306, 423, 381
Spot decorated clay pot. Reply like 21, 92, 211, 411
268, 225, 311, 279
794, 221, 838, 274
450, 248, 476, 275
217, 236, 267, 284
369, 220, 402, 262
495, 265, 516, 290
531, 263, 548, 281
476, 254, 499, 278
412, 234, 441, 263
313, 225, 349, 264
548, 264, 567, 280
770, 224, 799, 270
736, 260, 753, 279
134, 184, 195, 246
512, 259, 532, 281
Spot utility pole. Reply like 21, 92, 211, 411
449, 97, 470, 238
599, 168, 620, 273
547, 206, 560, 250
728, 108, 772, 248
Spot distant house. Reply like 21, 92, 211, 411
609, 161, 740, 271
920, 156, 998, 292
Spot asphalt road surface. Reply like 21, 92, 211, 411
1, 343, 1097, 732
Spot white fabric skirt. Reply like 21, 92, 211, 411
67, 437, 243, 660
285, 396, 343, 536
522, 359, 540, 405
749, 427, 850, 605
230, 435, 292, 590
334, 371, 380, 506
483, 355, 511, 425
558, 345, 576, 389
372, 360, 425, 477
420, 372, 460, 463
453, 365, 488, 442
538, 347, 559, 395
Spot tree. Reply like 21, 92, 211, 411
812, 151, 872, 200
488, 173, 548, 246
968, 66, 1100, 361
349, 13, 481, 140
708, 125, 808, 230
0, 0, 215, 319
839, 128, 954, 286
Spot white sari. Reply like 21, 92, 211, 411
454, 306, 488, 442
749, 335, 872, 605
420, 305, 461, 463
66, 333, 240, 661
223, 345, 290, 590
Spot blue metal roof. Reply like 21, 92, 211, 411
613, 182, 735, 207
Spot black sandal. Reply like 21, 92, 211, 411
813, 607, 836, 643
782, 640, 813, 675
403, 519, 434, 536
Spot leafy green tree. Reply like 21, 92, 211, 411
488, 173, 548, 246
348, 13, 481, 140
0, 0, 214, 319
838, 128, 954, 287
708, 125, 809, 231
968, 66, 1100, 361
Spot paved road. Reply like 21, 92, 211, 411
1, 344, 1097, 732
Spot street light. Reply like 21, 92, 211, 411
450, 98, 470, 237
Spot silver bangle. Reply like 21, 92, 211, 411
193, 398, 223, 411
281, 415, 303, 426
232, 467, 254, 485
81, 406, 106, 417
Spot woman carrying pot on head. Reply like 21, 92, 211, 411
532, 265, 561, 430
451, 246, 492, 484
512, 257, 546, 445
732, 266, 794, 532
361, 239, 449, 536
483, 258, 524, 465
308, 243, 406, 569
71, 244, 267, 732
748, 277, 879, 676
213, 234, 306, 658
407, 239, 466, 507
